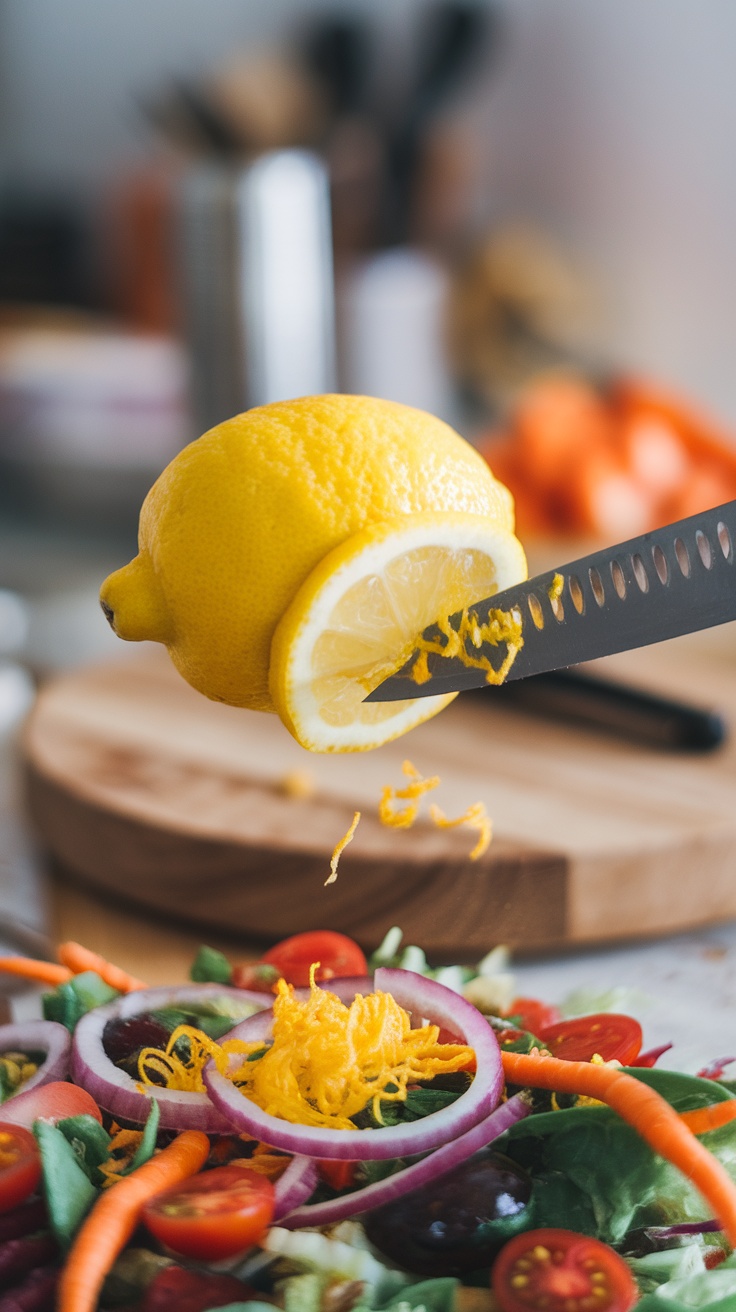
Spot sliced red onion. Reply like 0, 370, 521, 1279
0, 1021, 70, 1096
273, 1156, 319, 1221
72, 984, 271, 1131
280, 1092, 529, 1229
697, 1057, 736, 1081
644, 1220, 722, 1237
204, 967, 502, 1160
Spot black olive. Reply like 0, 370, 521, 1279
363, 1149, 533, 1276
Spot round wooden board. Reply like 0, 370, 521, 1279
22, 636, 736, 957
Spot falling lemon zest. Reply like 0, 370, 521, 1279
326, 810, 361, 885
410, 605, 523, 687
429, 801, 492, 860
378, 760, 440, 830
98, 1126, 148, 1188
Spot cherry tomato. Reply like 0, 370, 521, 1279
0, 1122, 41, 1214
0, 1080, 103, 1130
261, 931, 368, 987
537, 1014, 642, 1065
506, 997, 561, 1035
492, 1228, 638, 1312
142, 1166, 274, 1261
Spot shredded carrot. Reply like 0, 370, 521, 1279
501, 1049, 736, 1248
58, 1129, 210, 1312
57, 942, 147, 993
325, 811, 361, 886
429, 801, 492, 860
0, 956, 72, 986
378, 760, 440, 829
680, 1100, 736, 1137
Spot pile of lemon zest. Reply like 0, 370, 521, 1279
138, 1024, 252, 1094
325, 811, 361, 886
429, 801, 492, 860
219, 968, 474, 1132
411, 605, 523, 688
378, 760, 440, 830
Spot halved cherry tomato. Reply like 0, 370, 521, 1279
506, 997, 562, 1035
492, 1228, 638, 1312
261, 931, 368, 987
0, 1080, 103, 1130
142, 1166, 274, 1261
139, 1265, 260, 1312
537, 1014, 642, 1065
0, 1122, 41, 1214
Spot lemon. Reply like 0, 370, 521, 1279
100, 394, 523, 748
270, 513, 527, 752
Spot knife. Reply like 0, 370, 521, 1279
366, 499, 736, 702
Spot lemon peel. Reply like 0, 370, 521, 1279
378, 760, 492, 860
411, 604, 524, 688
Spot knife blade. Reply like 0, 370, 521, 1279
366, 499, 736, 702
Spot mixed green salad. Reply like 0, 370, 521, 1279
1, 928, 735, 1312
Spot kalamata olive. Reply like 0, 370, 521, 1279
363, 1150, 532, 1276
102, 1014, 171, 1076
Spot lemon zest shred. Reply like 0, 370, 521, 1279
158, 969, 473, 1133
378, 760, 440, 830
325, 810, 361, 885
429, 801, 492, 860
138, 1024, 252, 1094
98, 1126, 148, 1189
548, 572, 564, 603
411, 605, 523, 688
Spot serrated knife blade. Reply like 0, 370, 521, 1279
366, 500, 736, 701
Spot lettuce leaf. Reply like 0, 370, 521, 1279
501, 1068, 736, 1244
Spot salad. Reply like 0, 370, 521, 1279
1, 929, 736, 1312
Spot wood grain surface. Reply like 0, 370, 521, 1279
22, 627, 736, 959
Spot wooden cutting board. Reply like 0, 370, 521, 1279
21, 630, 736, 958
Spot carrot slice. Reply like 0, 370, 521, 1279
501, 1049, 736, 1248
57, 942, 147, 993
0, 957, 73, 986
680, 1100, 736, 1137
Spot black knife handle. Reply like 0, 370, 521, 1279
467, 668, 727, 752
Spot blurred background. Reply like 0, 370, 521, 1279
4, 0, 736, 651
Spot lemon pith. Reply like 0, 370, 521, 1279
99, 394, 522, 750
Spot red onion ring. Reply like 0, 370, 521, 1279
204, 967, 502, 1160
0, 1021, 70, 1095
280, 1092, 530, 1229
71, 984, 270, 1131
273, 1156, 319, 1221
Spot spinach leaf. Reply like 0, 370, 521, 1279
56, 1114, 111, 1185
42, 970, 120, 1031
190, 945, 233, 984
34, 1118, 97, 1247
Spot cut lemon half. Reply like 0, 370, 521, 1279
269, 513, 527, 752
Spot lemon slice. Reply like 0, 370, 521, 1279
269, 513, 527, 752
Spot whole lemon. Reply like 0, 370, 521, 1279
100, 394, 514, 713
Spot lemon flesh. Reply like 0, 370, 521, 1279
270, 514, 527, 752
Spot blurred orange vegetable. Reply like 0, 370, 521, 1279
478, 373, 736, 541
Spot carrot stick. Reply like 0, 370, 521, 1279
0, 956, 72, 986
57, 942, 148, 993
58, 1129, 209, 1312
501, 1050, 736, 1247
680, 1100, 736, 1137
